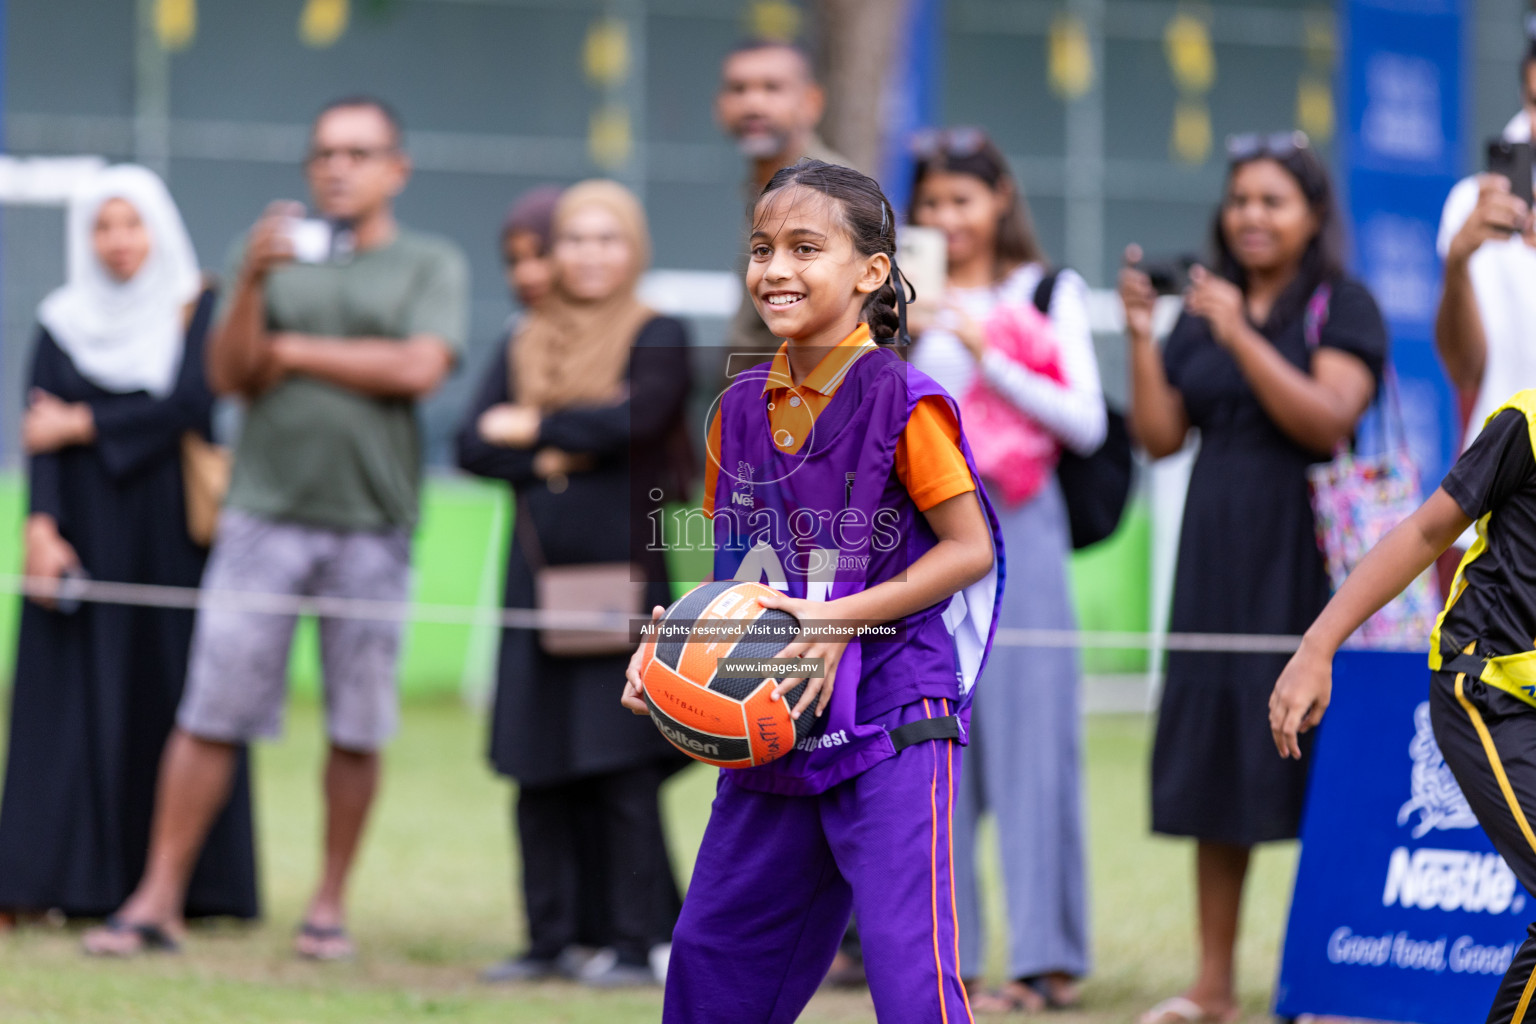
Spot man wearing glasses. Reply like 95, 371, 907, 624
83, 96, 467, 960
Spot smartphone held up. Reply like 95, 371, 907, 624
283, 217, 356, 264
895, 224, 947, 305
1487, 138, 1534, 211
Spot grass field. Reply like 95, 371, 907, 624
0, 700, 1299, 1023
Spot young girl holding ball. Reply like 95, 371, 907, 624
623, 160, 1005, 1023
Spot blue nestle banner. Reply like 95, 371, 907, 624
1275, 651, 1530, 1021
1341, 0, 1465, 485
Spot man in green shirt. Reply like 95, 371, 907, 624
84, 97, 468, 960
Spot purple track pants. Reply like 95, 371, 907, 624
664, 699, 974, 1024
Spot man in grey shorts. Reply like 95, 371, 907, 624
84, 96, 467, 959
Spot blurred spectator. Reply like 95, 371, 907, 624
1435, 35, 1536, 452
501, 186, 562, 316
1119, 132, 1386, 1024
906, 127, 1103, 1012
0, 166, 258, 928
456, 180, 692, 988
493, 183, 632, 959
83, 97, 468, 959
716, 39, 851, 362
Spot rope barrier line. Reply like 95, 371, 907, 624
0, 574, 1429, 654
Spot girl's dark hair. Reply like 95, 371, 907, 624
907, 129, 1046, 281
1213, 144, 1346, 331
755, 159, 907, 343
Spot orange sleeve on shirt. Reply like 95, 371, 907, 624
701, 410, 721, 517
895, 396, 976, 512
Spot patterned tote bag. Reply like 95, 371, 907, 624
1304, 285, 1440, 647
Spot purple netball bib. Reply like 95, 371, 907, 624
710, 345, 1006, 796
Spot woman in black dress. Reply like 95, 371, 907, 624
0, 165, 258, 926
1119, 135, 1387, 1023
457, 180, 691, 987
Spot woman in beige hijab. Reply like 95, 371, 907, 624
457, 180, 694, 988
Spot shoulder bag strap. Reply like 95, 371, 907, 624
516, 505, 548, 572
1302, 282, 1352, 458
1303, 282, 1332, 351
1031, 267, 1063, 316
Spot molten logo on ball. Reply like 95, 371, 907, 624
640, 580, 825, 768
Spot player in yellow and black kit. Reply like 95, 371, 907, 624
1273, 391, 1536, 1023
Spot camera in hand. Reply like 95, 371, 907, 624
1143, 254, 1198, 296
1486, 139, 1534, 210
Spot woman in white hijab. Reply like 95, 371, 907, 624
0, 165, 258, 932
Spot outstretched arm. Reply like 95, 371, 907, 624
1269, 488, 1470, 758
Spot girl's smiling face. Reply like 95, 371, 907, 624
746, 186, 889, 346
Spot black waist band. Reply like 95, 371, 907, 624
888, 714, 961, 752
1441, 652, 1486, 677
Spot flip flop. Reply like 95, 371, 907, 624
81, 916, 182, 957
295, 921, 355, 961
1137, 996, 1241, 1024
970, 980, 1047, 1014
1020, 974, 1082, 1011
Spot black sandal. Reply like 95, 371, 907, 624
1021, 974, 1083, 1011
970, 980, 1047, 1014
82, 916, 182, 957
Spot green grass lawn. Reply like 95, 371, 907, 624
0, 702, 1297, 1022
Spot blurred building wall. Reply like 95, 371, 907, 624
0, 0, 1524, 465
